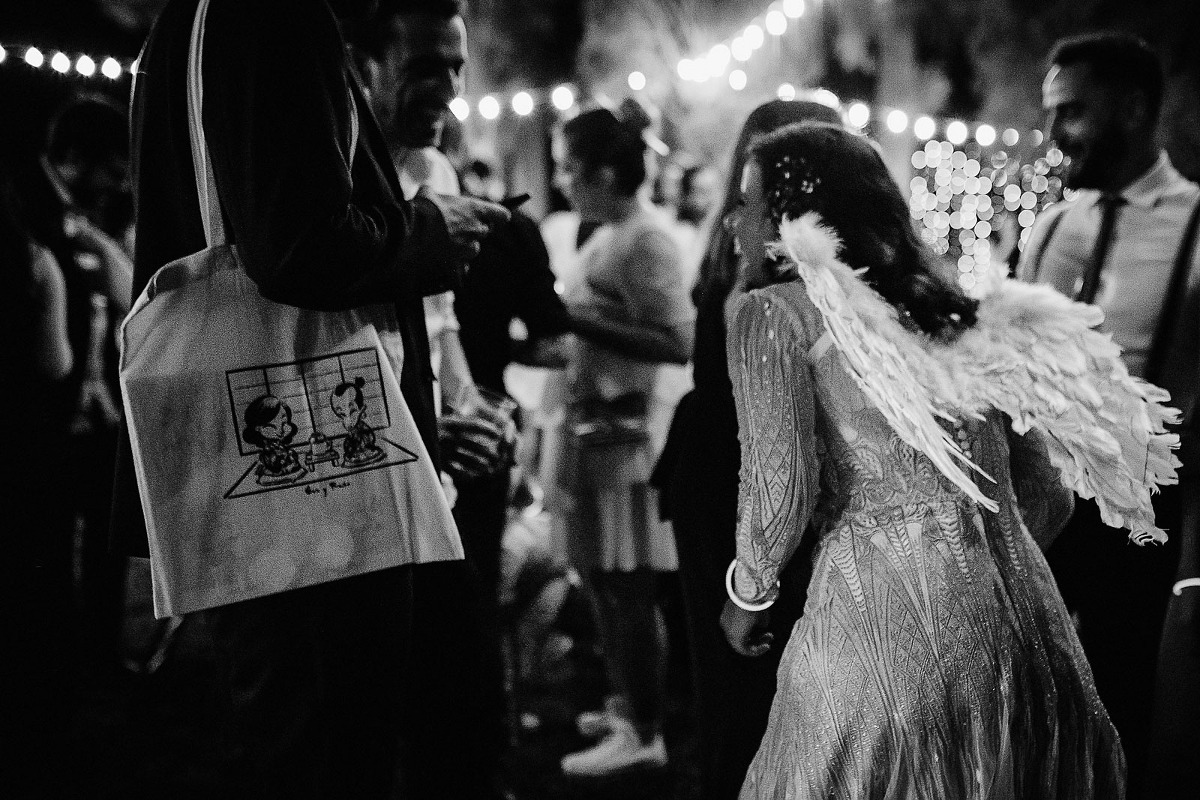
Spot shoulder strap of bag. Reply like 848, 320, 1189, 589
185, 0, 360, 249
1144, 196, 1200, 385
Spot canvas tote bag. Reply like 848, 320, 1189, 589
118, 0, 462, 619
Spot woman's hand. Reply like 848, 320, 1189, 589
721, 600, 773, 657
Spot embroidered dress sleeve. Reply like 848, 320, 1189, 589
1007, 426, 1075, 551
727, 288, 821, 603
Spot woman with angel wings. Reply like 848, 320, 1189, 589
720, 123, 1179, 799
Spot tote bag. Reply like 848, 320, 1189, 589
118, 0, 461, 618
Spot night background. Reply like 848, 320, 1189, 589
3, 1, 1198, 797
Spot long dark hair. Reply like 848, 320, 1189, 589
748, 123, 977, 338
694, 100, 843, 306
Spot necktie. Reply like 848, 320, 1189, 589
1075, 193, 1125, 304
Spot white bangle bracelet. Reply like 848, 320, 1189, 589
726, 560, 779, 612
1173, 578, 1200, 596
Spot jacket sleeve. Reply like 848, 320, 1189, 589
508, 213, 571, 340
726, 287, 821, 603
201, 0, 454, 310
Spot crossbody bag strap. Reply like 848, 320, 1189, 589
1144, 196, 1200, 385
185, 0, 360, 249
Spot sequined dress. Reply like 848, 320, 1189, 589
729, 281, 1125, 799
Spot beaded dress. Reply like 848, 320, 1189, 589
729, 215, 1179, 800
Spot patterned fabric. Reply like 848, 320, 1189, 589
729, 281, 1125, 799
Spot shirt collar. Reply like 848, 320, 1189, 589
1119, 151, 1181, 209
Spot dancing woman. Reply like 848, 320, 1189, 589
721, 123, 1179, 798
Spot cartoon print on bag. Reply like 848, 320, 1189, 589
241, 395, 308, 486
331, 377, 384, 467
224, 347, 419, 499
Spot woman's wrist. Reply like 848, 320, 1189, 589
1172, 577, 1200, 596
725, 559, 779, 612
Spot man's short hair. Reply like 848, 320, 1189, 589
1051, 31, 1164, 122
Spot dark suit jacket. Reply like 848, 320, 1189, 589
112, 0, 457, 556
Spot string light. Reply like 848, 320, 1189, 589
478, 95, 500, 120
765, 10, 788, 36
974, 124, 996, 147
811, 88, 839, 109
914, 116, 936, 140
783, 0, 806, 18
946, 120, 968, 145
511, 91, 534, 116
551, 85, 575, 111
0, 45, 6, 64
51, 51, 70, 73
847, 102, 870, 129
449, 97, 469, 121
101, 56, 122, 79
729, 69, 747, 91
75, 54, 95, 77
627, 70, 646, 91
731, 37, 752, 62
24, 47, 44, 68
743, 24, 764, 49
886, 109, 909, 134
707, 43, 731, 77
777, 82, 796, 101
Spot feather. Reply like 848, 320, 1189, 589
769, 213, 1182, 545
772, 214, 999, 513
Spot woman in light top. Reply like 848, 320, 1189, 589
721, 122, 1179, 798
548, 105, 694, 777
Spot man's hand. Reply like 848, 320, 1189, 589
438, 412, 508, 481
422, 190, 510, 264
721, 600, 773, 658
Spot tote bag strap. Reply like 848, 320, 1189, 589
185, 0, 360, 249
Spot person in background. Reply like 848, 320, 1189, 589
1017, 32, 1199, 797
40, 94, 135, 677
115, 0, 507, 795
653, 99, 842, 800
550, 105, 694, 778
360, 1, 513, 796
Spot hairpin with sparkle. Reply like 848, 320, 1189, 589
766, 153, 821, 223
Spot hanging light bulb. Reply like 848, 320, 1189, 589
765, 10, 787, 36
946, 120, 968, 145
729, 69, 747, 91
551, 85, 575, 111
974, 124, 996, 146
777, 83, 796, 101
886, 109, 909, 134
627, 71, 646, 91
25, 47, 45, 68
847, 102, 870, 128
511, 91, 534, 116
913, 116, 936, 140
783, 0, 806, 18
478, 95, 500, 120
100, 57, 122, 79
75, 55, 96, 76
449, 97, 469, 121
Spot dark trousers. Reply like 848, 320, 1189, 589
201, 566, 412, 799
673, 521, 809, 800
1045, 488, 1181, 799
402, 555, 507, 800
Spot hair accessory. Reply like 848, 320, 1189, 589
766, 154, 820, 223
726, 559, 779, 611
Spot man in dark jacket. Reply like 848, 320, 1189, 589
114, 0, 506, 796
